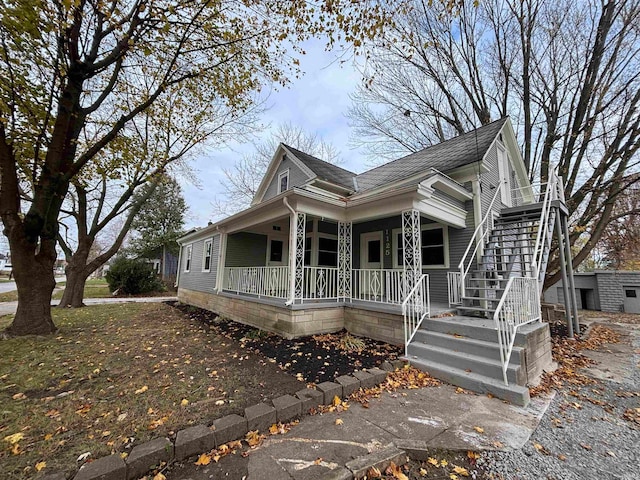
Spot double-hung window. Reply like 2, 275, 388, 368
184, 245, 192, 272
317, 236, 338, 267
202, 239, 212, 272
393, 225, 448, 269
277, 170, 289, 194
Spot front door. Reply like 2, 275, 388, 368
267, 236, 288, 266
623, 286, 640, 313
360, 231, 383, 298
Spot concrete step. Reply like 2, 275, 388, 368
406, 342, 524, 385
456, 305, 496, 316
411, 329, 525, 365
420, 316, 528, 343
462, 296, 501, 303
403, 357, 530, 406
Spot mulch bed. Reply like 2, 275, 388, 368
169, 302, 402, 384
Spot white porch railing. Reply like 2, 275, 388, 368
402, 274, 430, 355
352, 269, 405, 304
302, 266, 339, 301
447, 271, 462, 306
224, 266, 290, 299
494, 277, 541, 385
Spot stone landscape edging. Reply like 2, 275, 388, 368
43, 361, 405, 480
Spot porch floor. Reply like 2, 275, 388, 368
219, 290, 453, 317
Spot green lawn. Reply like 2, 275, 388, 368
0, 290, 18, 303
51, 281, 112, 300
0, 279, 112, 303
0, 303, 285, 479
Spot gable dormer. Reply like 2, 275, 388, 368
251, 145, 316, 206
251, 144, 356, 206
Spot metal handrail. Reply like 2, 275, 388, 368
493, 276, 541, 385
458, 184, 502, 294
402, 274, 430, 356
530, 170, 561, 284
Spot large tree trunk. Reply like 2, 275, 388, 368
5, 236, 57, 336
58, 263, 89, 308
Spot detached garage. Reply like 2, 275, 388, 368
544, 270, 640, 314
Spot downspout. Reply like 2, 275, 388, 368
174, 244, 183, 289
283, 197, 297, 306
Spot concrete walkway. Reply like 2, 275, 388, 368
166, 384, 554, 480
0, 295, 177, 316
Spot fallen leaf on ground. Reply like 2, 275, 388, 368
134, 385, 148, 394
35, 461, 46, 471
452, 465, 469, 476
195, 453, 211, 466
3, 433, 24, 444
473, 426, 484, 434
335, 418, 343, 425
386, 461, 408, 479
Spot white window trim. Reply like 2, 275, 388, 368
277, 169, 290, 194
184, 244, 192, 272
202, 238, 213, 272
266, 234, 288, 265
391, 224, 449, 270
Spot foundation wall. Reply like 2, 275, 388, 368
178, 288, 344, 339
516, 322, 555, 385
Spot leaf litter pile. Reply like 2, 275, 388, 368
170, 302, 402, 384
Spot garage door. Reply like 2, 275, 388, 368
623, 286, 640, 314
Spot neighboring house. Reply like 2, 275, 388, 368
545, 270, 640, 314
177, 117, 573, 406
142, 244, 179, 284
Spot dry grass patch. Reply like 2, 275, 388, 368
0, 302, 300, 479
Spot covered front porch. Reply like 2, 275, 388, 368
216, 187, 471, 316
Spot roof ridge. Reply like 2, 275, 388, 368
281, 143, 357, 176
356, 116, 509, 178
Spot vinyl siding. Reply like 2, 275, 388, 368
178, 236, 218, 294
225, 232, 268, 267
262, 156, 312, 203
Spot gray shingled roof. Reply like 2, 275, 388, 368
283, 144, 356, 190
354, 118, 508, 192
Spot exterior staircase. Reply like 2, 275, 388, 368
404, 177, 564, 407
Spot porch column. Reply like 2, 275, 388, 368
338, 221, 352, 301
215, 232, 227, 294
402, 209, 422, 293
288, 212, 306, 303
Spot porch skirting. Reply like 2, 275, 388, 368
177, 287, 405, 344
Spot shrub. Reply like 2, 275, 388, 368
105, 257, 164, 295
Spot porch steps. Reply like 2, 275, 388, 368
404, 316, 531, 406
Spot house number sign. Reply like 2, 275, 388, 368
384, 229, 391, 257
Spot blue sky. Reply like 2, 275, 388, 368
180, 40, 368, 228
